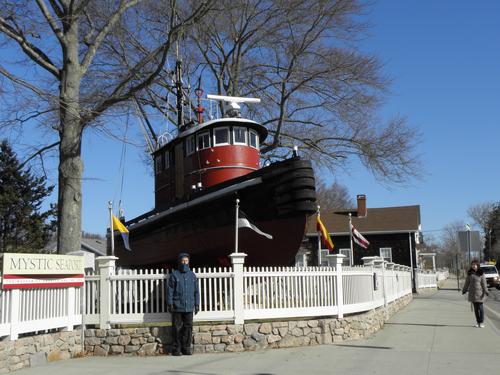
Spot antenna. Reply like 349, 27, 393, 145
206, 94, 260, 117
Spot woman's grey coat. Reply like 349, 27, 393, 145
462, 270, 489, 303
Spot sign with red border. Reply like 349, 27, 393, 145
1, 253, 85, 289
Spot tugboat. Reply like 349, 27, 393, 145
113, 68, 317, 267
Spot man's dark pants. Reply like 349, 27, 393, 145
172, 312, 194, 354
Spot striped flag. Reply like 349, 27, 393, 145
350, 222, 369, 249
316, 215, 334, 252
238, 211, 273, 239
112, 215, 131, 251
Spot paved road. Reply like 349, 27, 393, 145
12, 287, 500, 375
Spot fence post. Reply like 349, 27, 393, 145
414, 268, 419, 291
9, 289, 20, 340
385, 262, 395, 302
229, 252, 247, 325
373, 258, 385, 307
96, 256, 118, 329
330, 254, 346, 319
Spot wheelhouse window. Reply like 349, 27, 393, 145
154, 154, 162, 174
164, 150, 170, 169
249, 130, 259, 149
185, 136, 195, 155
233, 127, 247, 145
197, 131, 211, 150
213, 127, 230, 146
380, 247, 392, 262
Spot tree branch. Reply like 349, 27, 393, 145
81, 0, 141, 73
0, 65, 53, 98
35, 0, 64, 43
0, 16, 60, 78
19, 141, 60, 169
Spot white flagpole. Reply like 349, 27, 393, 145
108, 201, 115, 257
317, 205, 321, 267
235, 198, 240, 253
349, 213, 354, 266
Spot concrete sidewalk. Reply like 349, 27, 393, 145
13, 288, 500, 375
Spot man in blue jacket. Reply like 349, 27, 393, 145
167, 252, 200, 355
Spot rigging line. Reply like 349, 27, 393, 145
113, 112, 129, 216
119, 115, 129, 210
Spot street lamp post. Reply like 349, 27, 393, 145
466, 223, 471, 265
489, 229, 492, 260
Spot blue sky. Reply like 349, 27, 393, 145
2, 0, 500, 239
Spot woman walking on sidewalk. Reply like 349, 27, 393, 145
462, 260, 489, 328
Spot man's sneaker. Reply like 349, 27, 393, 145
182, 349, 193, 355
475, 324, 479, 328
479, 323, 486, 328
172, 351, 182, 356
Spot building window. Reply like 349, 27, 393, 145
233, 127, 247, 145
249, 130, 259, 149
197, 131, 211, 150
164, 151, 170, 169
320, 249, 330, 266
339, 248, 352, 266
213, 127, 230, 146
154, 154, 162, 174
185, 136, 195, 155
380, 247, 392, 262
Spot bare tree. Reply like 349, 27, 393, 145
435, 220, 466, 271
181, 0, 421, 183
0, 0, 212, 253
467, 201, 494, 231
316, 180, 353, 210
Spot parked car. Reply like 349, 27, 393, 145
479, 264, 500, 290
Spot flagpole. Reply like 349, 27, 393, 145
349, 213, 354, 266
108, 201, 115, 257
235, 198, 240, 254
317, 205, 321, 267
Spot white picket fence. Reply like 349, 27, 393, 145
0, 277, 82, 340
0, 255, 427, 340
415, 269, 438, 289
83, 255, 414, 328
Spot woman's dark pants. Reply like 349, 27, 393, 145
473, 302, 484, 324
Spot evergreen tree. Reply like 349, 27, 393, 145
0, 140, 56, 253
484, 203, 500, 261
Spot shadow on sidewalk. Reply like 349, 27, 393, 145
334, 344, 393, 350
385, 322, 472, 328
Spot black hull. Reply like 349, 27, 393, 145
114, 157, 316, 268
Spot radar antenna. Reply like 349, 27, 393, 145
206, 94, 260, 118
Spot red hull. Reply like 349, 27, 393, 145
116, 216, 307, 268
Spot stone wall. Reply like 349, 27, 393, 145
0, 330, 82, 373
0, 294, 412, 373
83, 294, 412, 355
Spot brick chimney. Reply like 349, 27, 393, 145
357, 194, 367, 217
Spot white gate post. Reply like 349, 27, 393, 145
330, 254, 346, 319
96, 256, 118, 329
9, 289, 20, 340
229, 252, 247, 324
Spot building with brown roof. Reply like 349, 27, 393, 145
299, 195, 422, 269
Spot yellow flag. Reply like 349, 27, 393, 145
112, 215, 131, 251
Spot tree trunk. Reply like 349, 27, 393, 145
57, 21, 83, 254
